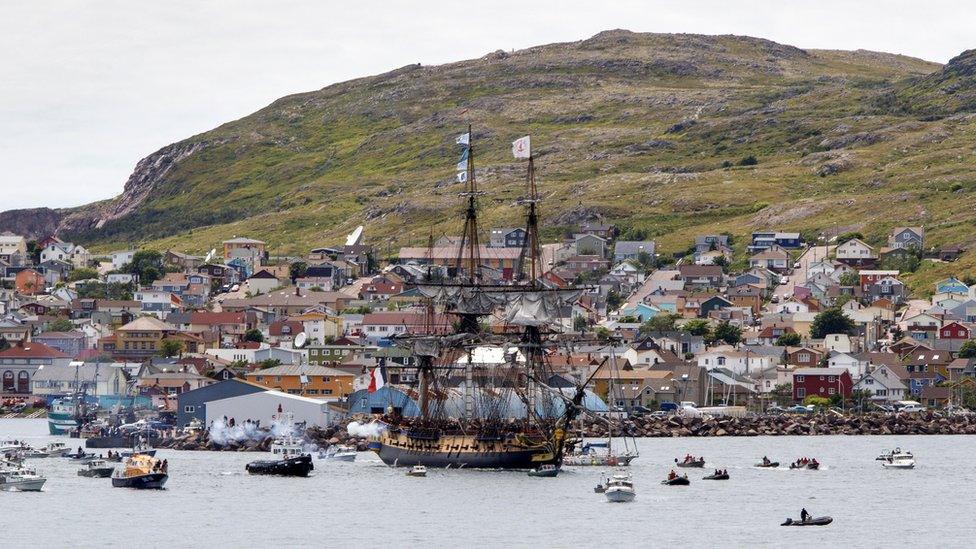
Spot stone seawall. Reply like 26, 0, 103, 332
157, 413, 976, 451
587, 413, 976, 437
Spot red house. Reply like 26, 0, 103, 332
792, 367, 852, 402
939, 321, 971, 340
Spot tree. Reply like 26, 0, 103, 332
0, 336, 9, 351
713, 321, 742, 345
810, 307, 856, 339
712, 255, 730, 273
26, 241, 42, 264
289, 261, 308, 282
125, 250, 164, 285
640, 313, 678, 335
46, 318, 75, 332
959, 340, 976, 359
67, 268, 99, 282
595, 327, 611, 342
572, 315, 588, 332
850, 389, 871, 412
681, 319, 712, 338
606, 290, 623, 312
244, 329, 264, 343
833, 294, 853, 309
159, 339, 184, 358
838, 272, 859, 287
771, 383, 793, 406
775, 332, 801, 346
258, 359, 282, 370
635, 250, 655, 272
829, 393, 843, 408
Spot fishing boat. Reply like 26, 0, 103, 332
782, 516, 833, 526
78, 459, 115, 478
368, 130, 597, 470
675, 456, 706, 468
245, 454, 313, 477
318, 445, 356, 462
0, 466, 47, 492
661, 474, 691, 486
111, 454, 168, 489
881, 451, 915, 469
48, 364, 101, 435
527, 464, 559, 477
605, 473, 635, 502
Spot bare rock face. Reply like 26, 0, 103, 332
0, 207, 63, 240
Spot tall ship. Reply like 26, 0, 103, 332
368, 129, 599, 469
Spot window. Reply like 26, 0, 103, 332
828, 376, 836, 382
819, 376, 825, 381
796, 375, 804, 382
306, 389, 319, 395
797, 388, 806, 398
184, 405, 195, 413
255, 376, 264, 381
322, 389, 332, 395
828, 387, 836, 395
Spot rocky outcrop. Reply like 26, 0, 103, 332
0, 207, 63, 240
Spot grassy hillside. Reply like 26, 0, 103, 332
60, 31, 976, 292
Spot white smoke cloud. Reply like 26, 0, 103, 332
347, 421, 386, 438
208, 418, 264, 446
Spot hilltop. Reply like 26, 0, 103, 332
5, 30, 976, 290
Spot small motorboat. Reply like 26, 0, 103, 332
120, 441, 157, 458
675, 457, 705, 468
661, 475, 691, 486
527, 464, 559, 478
78, 459, 115, 478
594, 483, 607, 493
245, 454, 314, 477
20, 446, 51, 459
112, 454, 169, 489
782, 516, 833, 526
881, 451, 915, 469
0, 467, 47, 491
876, 447, 906, 461
45, 442, 71, 457
755, 461, 780, 468
790, 461, 819, 470
605, 473, 635, 502
318, 445, 356, 462
406, 465, 427, 477
703, 472, 730, 480
64, 450, 96, 461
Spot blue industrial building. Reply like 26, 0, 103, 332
176, 378, 267, 427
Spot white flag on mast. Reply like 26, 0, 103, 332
512, 135, 531, 159
456, 132, 470, 146
456, 171, 468, 183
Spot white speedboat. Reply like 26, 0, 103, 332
318, 445, 356, 462
406, 465, 427, 477
45, 442, 71, 457
0, 466, 47, 491
605, 472, 636, 502
881, 451, 915, 469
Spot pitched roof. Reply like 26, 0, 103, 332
0, 341, 70, 359
224, 237, 266, 244
189, 311, 246, 325
118, 316, 177, 332
793, 367, 849, 376
247, 364, 353, 377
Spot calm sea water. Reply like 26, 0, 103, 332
1, 418, 973, 548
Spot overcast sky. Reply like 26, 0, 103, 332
2, 1, 973, 210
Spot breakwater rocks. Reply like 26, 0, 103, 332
157, 423, 369, 452
584, 413, 976, 438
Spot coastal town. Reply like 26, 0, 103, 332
1, 220, 974, 431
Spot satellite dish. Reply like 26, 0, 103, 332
294, 332, 308, 349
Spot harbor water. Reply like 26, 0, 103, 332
3, 418, 975, 548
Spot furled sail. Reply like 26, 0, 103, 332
503, 290, 584, 327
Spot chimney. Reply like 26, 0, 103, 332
295, 286, 301, 297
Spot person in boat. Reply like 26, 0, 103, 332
762, 456, 770, 465
811, 458, 819, 467
162, 459, 168, 472
668, 469, 677, 480
800, 508, 809, 522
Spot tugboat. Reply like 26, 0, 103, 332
111, 454, 168, 489
245, 454, 314, 477
78, 458, 115, 478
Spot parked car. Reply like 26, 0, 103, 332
766, 405, 787, 414
650, 411, 669, 418
899, 403, 926, 413
787, 405, 812, 414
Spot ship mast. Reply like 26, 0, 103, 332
455, 124, 482, 286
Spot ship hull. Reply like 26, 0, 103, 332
47, 412, 78, 435
372, 432, 553, 469
112, 473, 168, 489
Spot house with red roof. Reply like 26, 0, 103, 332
0, 341, 72, 394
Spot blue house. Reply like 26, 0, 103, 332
749, 231, 802, 252
936, 277, 969, 296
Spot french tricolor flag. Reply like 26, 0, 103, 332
367, 366, 385, 393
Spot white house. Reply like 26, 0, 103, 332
134, 290, 182, 318
246, 270, 281, 294
853, 365, 908, 403
696, 347, 776, 375
823, 333, 857, 354
40, 242, 91, 269
205, 344, 272, 364
110, 250, 136, 270
824, 351, 865, 377
774, 299, 809, 314
835, 238, 876, 261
